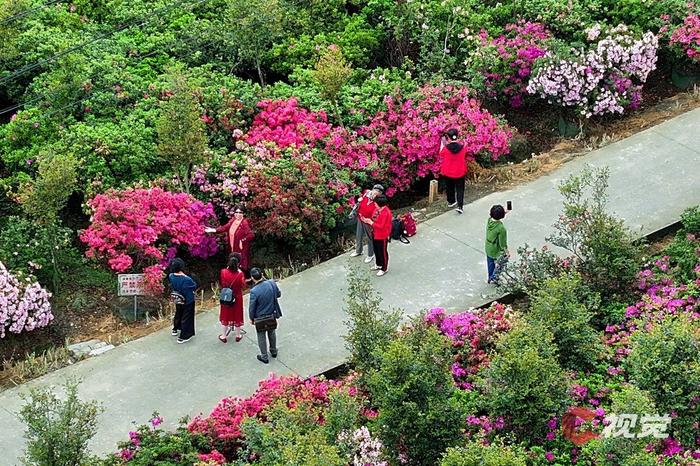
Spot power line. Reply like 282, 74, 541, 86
0, 0, 63, 26
0, 0, 208, 86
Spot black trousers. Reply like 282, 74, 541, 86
372, 238, 389, 272
444, 176, 465, 208
173, 302, 195, 339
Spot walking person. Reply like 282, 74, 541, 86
218, 255, 246, 343
205, 204, 255, 276
365, 194, 392, 277
168, 258, 198, 344
485, 204, 509, 284
248, 267, 283, 364
439, 128, 469, 214
350, 184, 384, 263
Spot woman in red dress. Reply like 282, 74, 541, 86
206, 204, 255, 275
218, 255, 246, 343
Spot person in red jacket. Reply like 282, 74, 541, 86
350, 184, 383, 263
439, 128, 469, 214
205, 204, 255, 276
365, 194, 392, 276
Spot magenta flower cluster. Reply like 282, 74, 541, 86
528, 24, 659, 117
669, 13, 700, 64
425, 302, 515, 390
0, 261, 53, 339
474, 21, 551, 108
244, 98, 331, 149
327, 84, 512, 195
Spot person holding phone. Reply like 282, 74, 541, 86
485, 204, 510, 284
350, 184, 384, 263
439, 128, 469, 214
205, 204, 255, 276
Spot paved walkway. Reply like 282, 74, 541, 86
1, 109, 699, 464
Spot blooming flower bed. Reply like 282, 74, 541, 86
0, 262, 53, 339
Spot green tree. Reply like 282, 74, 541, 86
19, 379, 102, 466
226, 0, 286, 86
156, 67, 208, 193
313, 45, 352, 126
441, 441, 527, 466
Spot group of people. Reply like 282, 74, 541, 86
168, 204, 282, 364
167, 128, 510, 363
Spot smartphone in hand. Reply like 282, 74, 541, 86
506, 201, 512, 211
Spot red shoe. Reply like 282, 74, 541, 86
235, 336, 242, 342
218, 335, 227, 343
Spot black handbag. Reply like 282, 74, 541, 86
254, 315, 277, 332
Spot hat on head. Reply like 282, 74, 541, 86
372, 184, 385, 192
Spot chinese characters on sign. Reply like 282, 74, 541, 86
118, 274, 146, 296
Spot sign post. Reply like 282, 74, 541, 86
117, 274, 147, 322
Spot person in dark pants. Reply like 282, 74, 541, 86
485, 204, 509, 284
168, 258, 198, 343
439, 128, 469, 214
248, 267, 283, 364
365, 194, 392, 277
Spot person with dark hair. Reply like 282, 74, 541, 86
350, 183, 384, 263
485, 204, 509, 284
205, 204, 255, 275
248, 267, 283, 364
168, 258, 198, 343
218, 255, 246, 343
364, 194, 392, 276
439, 128, 469, 214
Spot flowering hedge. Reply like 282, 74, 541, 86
244, 98, 331, 149
668, 13, 700, 65
0, 261, 53, 339
528, 24, 659, 117
471, 21, 551, 108
80, 187, 218, 293
327, 84, 512, 195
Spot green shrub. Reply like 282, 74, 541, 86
548, 166, 645, 299
497, 244, 568, 295
19, 379, 102, 466
440, 441, 527, 466
478, 321, 569, 440
527, 272, 604, 371
366, 318, 464, 465
592, 384, 657, 465
624, 316, 700, 445
343, 266, 402, 386
600, 0, 692, 32
664, 206, 700, 282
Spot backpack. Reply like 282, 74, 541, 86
169, 291, 186, 305
401, 212, 417, 237
219, 287, 235, 305
390, 217, 410, 244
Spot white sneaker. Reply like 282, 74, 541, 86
376, 270, 387, 276
371, 265, 381, 270
350, 251, 362, 257
364, 255, 374, 263
456, 207, 463, 214
447, 201, 458, 208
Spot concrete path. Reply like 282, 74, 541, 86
1, 109, 699, 464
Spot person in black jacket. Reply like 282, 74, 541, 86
248, 267, 283, 364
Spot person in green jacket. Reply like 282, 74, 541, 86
485, 204, 509, 284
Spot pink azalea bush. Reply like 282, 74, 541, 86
528, 24, 659, 117
327, 84, 512, 195
188, 374, 366, 459
669, 13, 700, 64
425, 302, 516, 390
244, 98, 331, 149
0, 261, 53, 338
191, 151, 250, 218
80, 187, 218, 294
471, 21, 551, 108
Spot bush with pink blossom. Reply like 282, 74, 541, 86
244, 98, 331, 149
0, 261, 53, 339
667, 13, 700, 66
79, 187, 218, 294
528, 24, 659, 117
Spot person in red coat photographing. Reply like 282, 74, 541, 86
205, 204, 255, 276
439, 128, 469, 214
364, 194, 392, 277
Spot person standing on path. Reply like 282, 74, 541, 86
485, 204, 509, 284
205, 204, 255, 276
365, 194, 392, 277
168, 258, 198, 343
439, 128, 469, 214
248, 267, 283, 364
218, 255, 246, 343
350, 184, 384, 263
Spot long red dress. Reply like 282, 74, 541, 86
215, 218, 255, 271
219, 268, 245, 327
